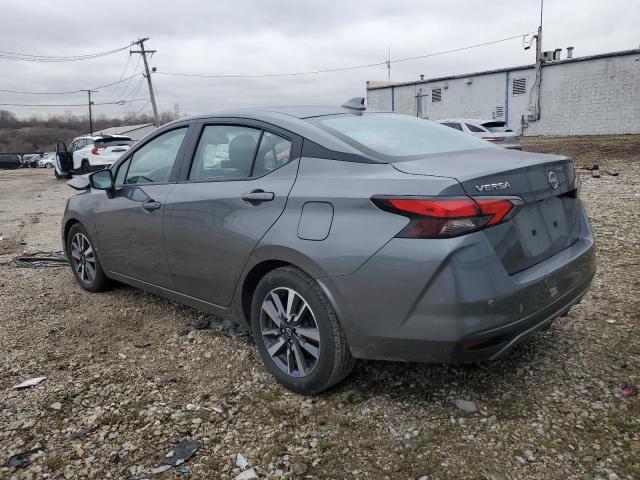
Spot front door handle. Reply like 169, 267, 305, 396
241, 190, 275, 204
141, 200, 162, 212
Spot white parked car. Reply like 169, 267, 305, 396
38, 153, 55, 168
439, 119, 521, 150
55, 135, 132, 177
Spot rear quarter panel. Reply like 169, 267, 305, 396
249, 156, 464, 278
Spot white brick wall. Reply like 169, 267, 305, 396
366, 51, 640, 136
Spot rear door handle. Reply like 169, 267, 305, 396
141, 200, 162, 212
241, 190, 274, 203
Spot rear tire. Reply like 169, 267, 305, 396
251, 266, 355, 395
66, 223, 110, 292
81, 159, 91, 174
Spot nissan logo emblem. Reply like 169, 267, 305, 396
548, 171, 559, 189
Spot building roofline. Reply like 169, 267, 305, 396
366, 48, 640, 90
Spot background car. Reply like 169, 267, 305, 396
439, 119, 521, 150
56, 135, 132, 176
0, 154, 22, 169
21, 153, 42, 168
38, 153, 55, 168
62, 99, 594, 395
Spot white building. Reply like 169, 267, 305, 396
366, 48, 640, 136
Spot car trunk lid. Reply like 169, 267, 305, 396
392, 148, 581, 273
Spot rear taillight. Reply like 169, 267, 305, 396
372, 196, 523, 238
91, 146, 106, 155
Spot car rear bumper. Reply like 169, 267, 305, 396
319, 206, 595, 363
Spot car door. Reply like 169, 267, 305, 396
163, 121, 302, 306
72, 138, 86, 169
94, 126, 191, 288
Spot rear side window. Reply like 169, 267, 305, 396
481, 121, 510, 133
442, 122, 463, 131
465, 123, 486, 133
189, 125, 261, 181
252, 132, 292, 177
125, 128, 187, 184
317, 114, 493, 158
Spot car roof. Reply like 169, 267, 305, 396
159, 105, 397, 161
183, 105, 376, 121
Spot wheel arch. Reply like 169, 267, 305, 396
237, 246, 330, 327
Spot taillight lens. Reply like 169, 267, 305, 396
372, 196, 523, 238
91, 146, 106, 155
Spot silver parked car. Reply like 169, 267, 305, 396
61, 98, 595, 394
439, 119, 521, 150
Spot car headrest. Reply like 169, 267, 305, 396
228, 135, 257, 165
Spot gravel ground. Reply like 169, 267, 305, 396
1, 135, 639, 480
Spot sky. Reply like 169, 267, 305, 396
0, 0, 638, 120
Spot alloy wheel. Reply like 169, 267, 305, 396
70, 233, 96, 284
260, 287, 320, 378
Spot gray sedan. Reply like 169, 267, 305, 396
61, 98, 595, 394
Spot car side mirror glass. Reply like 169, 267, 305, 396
90, 169, 114, 190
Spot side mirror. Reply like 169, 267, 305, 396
90, 169, 114, 190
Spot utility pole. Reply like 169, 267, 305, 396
531, 0, 544, 120
131, 38, 159, 126
386, 46, 391, 81
81, 89, 97, 134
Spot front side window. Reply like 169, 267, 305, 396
317, 113, 493, 158
125, 128, 187, 184
189, 125, 261, 181
114, 157, 130, 186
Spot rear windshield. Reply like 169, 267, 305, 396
481, 121, 511, 133
316, 113, 493, 159
96, 137, 132, 146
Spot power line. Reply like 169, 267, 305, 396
101, 53, 133, 103
0, 98, 149, 107
156, 33, 532, 79
0, 72, 143, 95
0, 43, 134, 62
122, 100, 151, 124
104, 56, 142, 102
115, 76, 145, 116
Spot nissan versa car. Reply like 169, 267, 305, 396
60, 98, 595, 394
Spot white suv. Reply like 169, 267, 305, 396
439, 119, 521, 150
64, 135, 132, 174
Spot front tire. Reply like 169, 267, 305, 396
251, 266, 355, 395
66, 223, 109, 292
